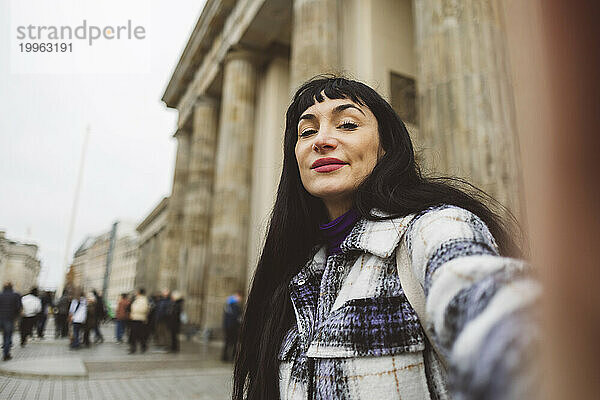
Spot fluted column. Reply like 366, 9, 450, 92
414, 0, 524, 219
179, 96, 219, 326
159, 128, 191, 290
290, 0, 341, 89
202, 49, 258, 333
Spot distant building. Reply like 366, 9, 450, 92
134, 197, 168, 298
70, 236, 94, 291
0, 231, 41, 294
70, 221, 138, 308
106, 227, 139, 308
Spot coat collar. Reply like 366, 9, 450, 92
340, 211, 416, 258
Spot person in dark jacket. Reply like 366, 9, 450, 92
36, 291, 52, 339
222, 291, 242, 362
83, 293, 97, 347
168, 291, 184, 353
54, 292, 70, 338
154, 289, 171, 347
0, 282, 22, 360
91, 290, 105, 343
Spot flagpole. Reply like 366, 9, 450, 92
57, 124, 90, 295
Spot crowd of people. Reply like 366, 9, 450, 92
113, 288, 185, 354
65, 287, 186, 354
0, 284, 53, 359
0, 283, 191, 359
0, 282, 243, 363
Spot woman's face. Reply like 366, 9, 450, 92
295, 96, 381, 218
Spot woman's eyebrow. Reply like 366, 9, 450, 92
298, 113, 316, 123
333, 103, 365, 116
299, 104, 365, 123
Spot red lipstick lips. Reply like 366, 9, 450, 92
311, 157, 347, 173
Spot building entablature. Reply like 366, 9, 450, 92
163, 0, 292, 130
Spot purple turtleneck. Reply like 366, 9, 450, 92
319, 208, 361, 256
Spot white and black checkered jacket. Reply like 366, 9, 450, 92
279, 205, 539, 399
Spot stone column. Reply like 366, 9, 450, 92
179, 96, 219, 326
159, 128, 191, 290
202, 49, 258, 333
290, 0, 341, 89
414, 0, 524, 219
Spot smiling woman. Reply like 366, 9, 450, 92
233, 76, 538, 400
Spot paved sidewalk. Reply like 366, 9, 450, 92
0, 320, 232, 399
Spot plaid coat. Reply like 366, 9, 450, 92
279, 205, 538, 399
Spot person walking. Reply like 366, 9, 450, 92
222, 291, 242, 362
36, 291, 52, 339
91, 290, 105, 343
0, 283, 22, 360
20, 288, 41, 347
82, 292, 96, 348
68, 291, 87, 349
168, 291, 184, 353
115, 293, 129, 344
54, 292, 70, 338
128, 288, 149, 354
154, 289, 171, 348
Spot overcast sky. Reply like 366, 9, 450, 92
0, 0, 207, 289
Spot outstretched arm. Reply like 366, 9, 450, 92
406, 205, 541, 400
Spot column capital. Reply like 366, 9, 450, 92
224, 45, 265, 66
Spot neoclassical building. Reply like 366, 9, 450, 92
134, 197, 169, 297
157, 0, 523, 334
0, 231, 41, 294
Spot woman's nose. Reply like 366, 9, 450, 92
313, 128, 337, 152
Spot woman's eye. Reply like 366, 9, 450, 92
300, 129, 317, 137
338, 122, 358, 130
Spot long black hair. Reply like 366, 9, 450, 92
233, 76, 523, 399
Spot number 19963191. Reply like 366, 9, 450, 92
19, 42, 73, 52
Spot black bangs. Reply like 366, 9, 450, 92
289, 76, 368, 123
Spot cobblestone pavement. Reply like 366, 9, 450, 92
0, 320, 233, 400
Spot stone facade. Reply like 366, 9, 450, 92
413, 0, 523, 219
157, 0, 524, 334
0, 231, 41, 294
135, 197, 169, 298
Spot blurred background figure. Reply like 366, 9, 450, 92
36, 291, 53, 339
154, 288, 171, 349
128, 288, 149, 354
168, 290, 184, 353
0, 282, 22, 361
222, 291, 241, 362
91, 290, 105, 344
20, 287, 41, 347
115, 293, 130, 344
69, 289, 87, 350
82, 292, 97, 347
54, 292, 71, 339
